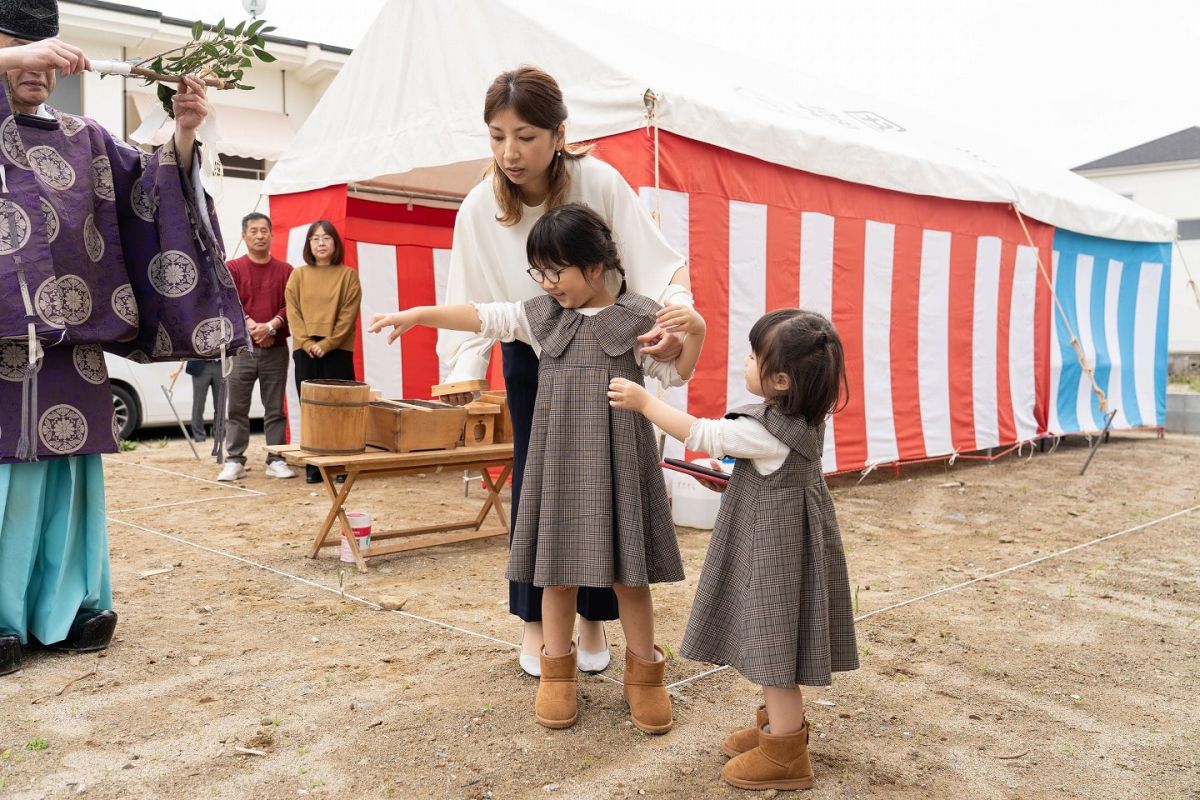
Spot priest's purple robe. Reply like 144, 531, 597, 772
0, 85, 248, 463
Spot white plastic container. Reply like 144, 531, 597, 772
340, 511, 372, 562
667, 460, 726, 530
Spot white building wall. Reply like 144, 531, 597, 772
1084, 166, 1200, 354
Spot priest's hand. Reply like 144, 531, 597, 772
0, 38, 89, 76
172, 75, 208, 172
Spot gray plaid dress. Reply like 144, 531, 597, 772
504, 293, 684, 589
680, 404, 858, 688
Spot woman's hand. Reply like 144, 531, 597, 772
368, 310, 419, 345
656, 303, 705, 336
0, 38, 89, 75
607, 377, 651, 412
309, 343, 325, 358
637, 328, 684, 362
440, 392, 474, 406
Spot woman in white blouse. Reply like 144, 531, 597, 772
438, 66, 692, 676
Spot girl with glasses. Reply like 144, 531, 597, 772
370, 203, 705, 734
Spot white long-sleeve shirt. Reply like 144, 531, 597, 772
685, 416, 790, 476
438, 157, 690, 382
474, 301, 686, 388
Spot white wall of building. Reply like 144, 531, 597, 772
1082, 164, 1200, 354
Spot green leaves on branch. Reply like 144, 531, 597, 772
139, 16, 278, 114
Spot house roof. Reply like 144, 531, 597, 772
1075, 127, 1200, 171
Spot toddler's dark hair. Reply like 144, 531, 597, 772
749, 309, 848, 424
526, 203, 627, 294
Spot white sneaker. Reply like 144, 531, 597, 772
217, 462, 247, 481
518, 651, 541, 677
264, 461, 296, 479
576, 629, 611, 674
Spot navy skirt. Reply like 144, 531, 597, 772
502, 341, 619, 622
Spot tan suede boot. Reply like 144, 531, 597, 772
535, 645, 578, 729
722, 704, 768, 757
721, 720, 814, 791
622, 645, 672, 734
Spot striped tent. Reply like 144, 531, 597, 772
264, 0, 1175, 475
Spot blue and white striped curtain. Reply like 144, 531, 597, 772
1049, 230, 1171, 433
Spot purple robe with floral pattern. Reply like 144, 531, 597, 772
0, 84, 248, 463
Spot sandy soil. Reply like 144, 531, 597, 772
1, 431, 1197, 800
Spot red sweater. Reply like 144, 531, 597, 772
227, 254, 294, 347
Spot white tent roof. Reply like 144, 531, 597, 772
265, 0, 1175, 243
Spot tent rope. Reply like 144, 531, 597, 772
643, 89, 676, 459
1171, 237, 1200, 313
1011, 205, 1109, 415
643, 89, 662, 227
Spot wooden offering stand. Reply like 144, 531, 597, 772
365, 399, 466, 453
430, 379, 488, 398
280, 380, 516, 571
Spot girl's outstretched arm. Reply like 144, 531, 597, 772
608, 378, 698, 442
368, 305, 483, 345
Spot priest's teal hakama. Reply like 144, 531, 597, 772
0, 70, 249, 669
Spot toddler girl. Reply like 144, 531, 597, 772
608, 308, 858, 790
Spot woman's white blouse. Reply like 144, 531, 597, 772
473, 302, 685, 388
684, 417, 790, 476
438, 157, 690, 382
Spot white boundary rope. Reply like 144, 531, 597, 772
666, 502, 1200, 689
103, 457, 266, 496
106, 514, 626, 686
103, 458, 1198, 692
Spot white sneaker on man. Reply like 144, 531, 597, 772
217, 462, 248, 482
264, 461, 296, 479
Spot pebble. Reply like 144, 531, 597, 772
543, 783, 559, 792
187, 656, 203, 666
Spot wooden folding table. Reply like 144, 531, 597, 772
266, 443, 514, 573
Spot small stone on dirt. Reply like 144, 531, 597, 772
378, 594, 408, 611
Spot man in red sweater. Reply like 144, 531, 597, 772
218, 213, 296, 480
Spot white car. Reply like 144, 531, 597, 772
104, 354, 265, 440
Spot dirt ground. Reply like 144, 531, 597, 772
1, 430, 1198, 800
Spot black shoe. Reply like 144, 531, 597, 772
0, 633, 22, 676
193, 435, 207, 443
44, 609, 118, 653
306, 466, 322, 484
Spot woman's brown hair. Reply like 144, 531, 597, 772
749, 309, 849, 425
483, 65, 592, 226
301, 220, 345, 266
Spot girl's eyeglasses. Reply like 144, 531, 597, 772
526, 266, 562, 284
